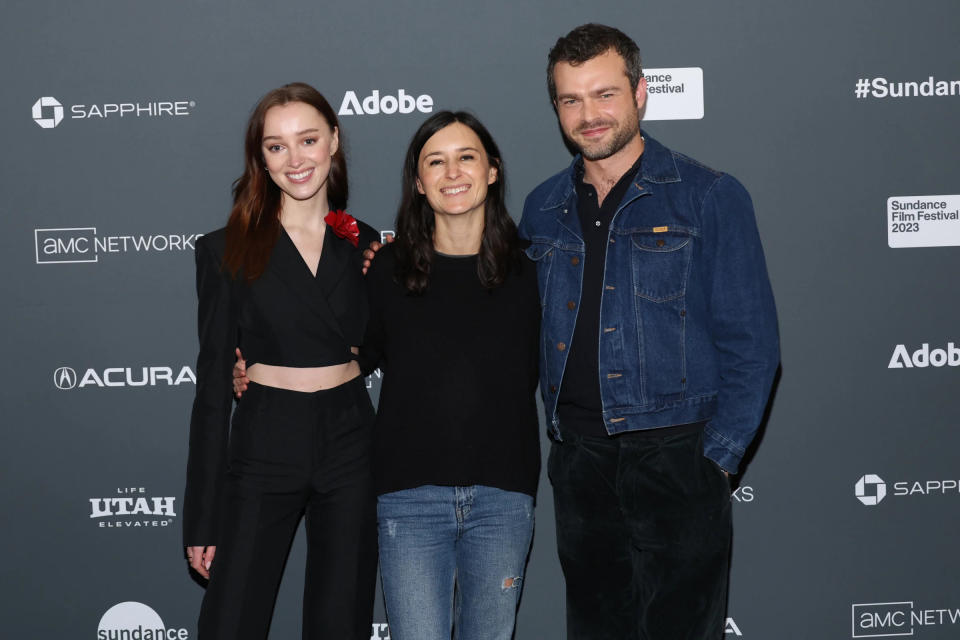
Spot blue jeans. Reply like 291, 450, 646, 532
377, 485, 534, 640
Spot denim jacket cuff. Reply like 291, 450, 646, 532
703, 427, 743, 474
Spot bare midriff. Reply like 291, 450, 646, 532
247, 348, 361, 392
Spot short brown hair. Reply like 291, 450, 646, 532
547, 23, 643, 103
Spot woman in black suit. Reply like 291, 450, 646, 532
183, 82, 379, 640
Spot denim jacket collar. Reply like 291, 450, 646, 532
538, 131, 681, 213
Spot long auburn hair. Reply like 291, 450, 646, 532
223, 83, 348, 280
394, 111, 518, 294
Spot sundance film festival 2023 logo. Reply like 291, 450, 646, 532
90, 487, 176, 529
643, 68, 704, 120
887, 195, 960, 248
54, 365, 195, 390
32, 95, 194, 129
852, 601, 960, 638
98, 601, 188, 640
35, 228, 203, 264
855, 474, 960, 506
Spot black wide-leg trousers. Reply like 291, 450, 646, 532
549, 426, 732, 640
198, 378, 377, 640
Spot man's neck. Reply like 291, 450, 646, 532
582, 134, 644, 206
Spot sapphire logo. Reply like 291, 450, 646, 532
30, 94, 194, 131
32, 96, 64, 128
54, 366, 78, 390
856, 474, 887, 506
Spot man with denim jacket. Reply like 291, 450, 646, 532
519, 24, 779, 639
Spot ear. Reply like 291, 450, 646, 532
330, 126, 339, 156
634, 76, 648, 112
487, 163, 498, 185
416, 176, 425, 195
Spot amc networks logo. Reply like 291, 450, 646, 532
852, 601, 960, 637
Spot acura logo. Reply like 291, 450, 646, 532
54, 366, 77, 390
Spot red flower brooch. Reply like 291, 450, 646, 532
325, 209, 359, 247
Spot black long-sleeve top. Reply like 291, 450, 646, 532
359, 243, 541, 497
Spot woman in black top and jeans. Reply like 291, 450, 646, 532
360, 112, 540, 640
183, 83, 379, 640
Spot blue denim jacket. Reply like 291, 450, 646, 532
518, 133, 779, 472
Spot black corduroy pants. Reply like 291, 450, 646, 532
549, 426, 732, 640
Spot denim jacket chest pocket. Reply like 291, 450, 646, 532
524, 239, 559, 307
615, 225, 699, 406
625, 227, 696, 303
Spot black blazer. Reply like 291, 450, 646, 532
183, 221, 379, 546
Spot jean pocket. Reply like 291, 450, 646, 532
524, 240, 556, 307
703, 455, 732, 496
629, 229, 693, 302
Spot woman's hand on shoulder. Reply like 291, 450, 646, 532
361, 235, 392, 275
233, 348, 249, 398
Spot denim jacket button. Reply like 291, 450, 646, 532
557, 342, 567, 351
570, 256, 580, 266
567, 301, 576, 310
680, 310, 686, 317
550, 385, 558, 393
656, 238, 666, 247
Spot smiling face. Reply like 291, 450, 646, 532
552, 48, 646, 161
415, 122, 498, 219
261, 101, 339, 207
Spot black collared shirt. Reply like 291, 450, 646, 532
557, 153, 644, 437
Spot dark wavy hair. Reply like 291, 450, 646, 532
547, 23, 643, 104
394, 110, 518, 294
223, 82, 348, 280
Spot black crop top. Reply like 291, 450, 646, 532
183, 222, 376, 546
237, 227, 367, 367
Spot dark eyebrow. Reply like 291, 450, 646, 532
423, 146, 481, 158
556, 87, 621, 101
262, 128, 321, 142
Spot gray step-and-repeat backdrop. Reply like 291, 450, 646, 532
3, 1, 958, 638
